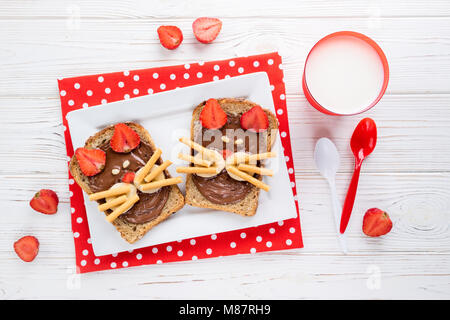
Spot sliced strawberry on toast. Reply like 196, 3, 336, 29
122, 171, 136, 183
192, 17, 222, 43
75, 147, 106, 176
240, 105, 269, 132
110, 123, 141, 153
157, 25, 183, 50
222, 149, 233, 159
29, 189, 59, 214
199, 98, 227, 129
14, 236, 39, 262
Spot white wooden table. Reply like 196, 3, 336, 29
1, 0, 449, 300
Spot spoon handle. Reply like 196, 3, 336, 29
340, 160, 362, 233
329, 181, 348, 253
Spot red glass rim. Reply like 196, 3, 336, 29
302, 31, 390, 116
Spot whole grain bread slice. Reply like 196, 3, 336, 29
69, 122, 185, 244
184, 98, 278, 216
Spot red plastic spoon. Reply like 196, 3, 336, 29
340, 118, 377, 234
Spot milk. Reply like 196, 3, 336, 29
305, 35, 385, 115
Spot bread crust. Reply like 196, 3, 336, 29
69, 122, 185, 244
184, 98, 279, 216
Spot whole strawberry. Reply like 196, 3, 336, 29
362, 208, 393, 237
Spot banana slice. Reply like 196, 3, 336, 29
225, 152, 255, 181
195, 150, 225, 178
135, 165, 166, 194
105, 182, 137, 212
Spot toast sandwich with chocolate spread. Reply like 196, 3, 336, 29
69, 122, 184, 244
180, 98, 278, 216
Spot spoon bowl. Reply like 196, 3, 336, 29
351, 118, 377, 161
314, 138, 340, 180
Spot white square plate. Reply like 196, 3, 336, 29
66, 72, 298, 256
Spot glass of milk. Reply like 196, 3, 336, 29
303, 31, 389, 115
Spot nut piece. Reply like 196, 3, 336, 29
122, 160, 130, 168
235, 138, 243, 145
111, 168, 120, 175
221, 136, 230, 143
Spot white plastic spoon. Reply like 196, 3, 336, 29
314, 138, 348, 254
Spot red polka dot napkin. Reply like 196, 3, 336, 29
58, 52, 303, 273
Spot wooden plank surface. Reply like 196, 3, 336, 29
0, 0, 449, 300
1, 0, 450, 18
1, 17, 450, 96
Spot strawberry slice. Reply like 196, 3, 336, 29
192, 17, 222, 43
199, 98, 227, 129
14, 236, 39, 262
110, 123, 141, 153
157, 25, 183, 50
75, 147, 106, 176
30, 189, 59, 214
222, 149, 233, 159
240, 105, 269, 132
362, 208, 393, 237
122, 171, 135, 184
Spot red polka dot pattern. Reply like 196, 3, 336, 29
58, 52, 303, 273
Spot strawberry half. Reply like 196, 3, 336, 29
110, 123, 141, 153
199, 98, 227, 129
14, 236, 39, 262
240, 105, 269, 132
222, 149, 233, 159
362, 208, 393, 237
157, 25, 183, 50
192, 17, 222, 43
122, 171, 135, 184
29, 189, 59, 214
75, 147, 106, 176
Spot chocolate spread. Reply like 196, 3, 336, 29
121, 187, 170, 224
192, 170, 254, 204
192, 113, 266, 205
87, 141, 169, 224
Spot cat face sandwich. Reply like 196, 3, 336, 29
69, 122, 184, 243
176, 98, 278, 216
